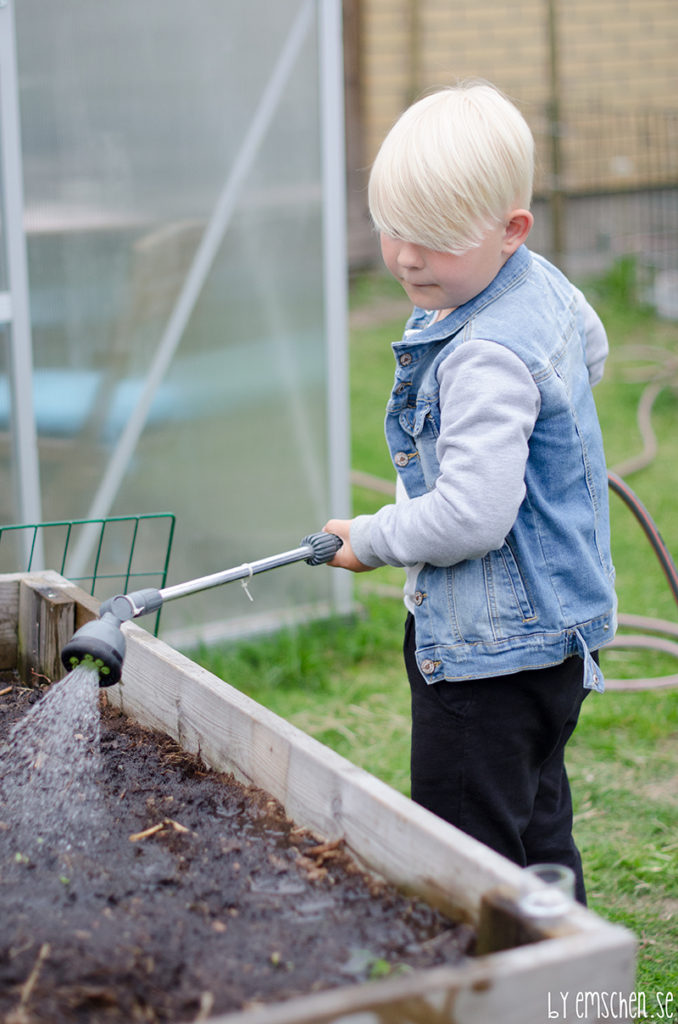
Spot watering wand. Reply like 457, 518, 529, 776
60, 532, 342, 687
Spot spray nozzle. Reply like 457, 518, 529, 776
60, 611, 127, 687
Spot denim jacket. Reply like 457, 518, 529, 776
372, 246, 616, 691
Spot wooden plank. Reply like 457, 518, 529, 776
0, 577, 20, 669
17, 577, 75, 685
476, 885, 554, 955
206, 926, 636, 1024
0, 571, 85, 671
47, 576, 101, 630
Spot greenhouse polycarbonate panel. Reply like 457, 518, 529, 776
0, 0, 42, 541
11, 0, 350, 641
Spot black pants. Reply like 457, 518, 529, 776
404, 614, 589, 904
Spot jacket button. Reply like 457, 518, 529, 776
413, 591, 424, 606
394, 382, 408, 395
399, 352, 412, 366
394, 451, 409, 467
420, 659, 436, 675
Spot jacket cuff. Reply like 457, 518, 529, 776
350, 515, 387, 568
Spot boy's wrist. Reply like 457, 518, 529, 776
350, 515, 387, 569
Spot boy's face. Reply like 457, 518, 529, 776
380, 222, 516, 313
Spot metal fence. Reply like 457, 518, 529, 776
531, 105, 678, 294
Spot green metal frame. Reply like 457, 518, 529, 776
0, 513, 176, 634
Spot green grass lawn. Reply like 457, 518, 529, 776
193, 259, 678, 997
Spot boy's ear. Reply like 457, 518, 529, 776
502, 209, 534, 254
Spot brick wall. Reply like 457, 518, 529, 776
359, 0, 678, 194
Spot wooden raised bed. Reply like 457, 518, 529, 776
0, 571, 636, 1024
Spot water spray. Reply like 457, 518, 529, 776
60, 532, 342, 686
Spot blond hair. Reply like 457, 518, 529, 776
368, 82, 534, 254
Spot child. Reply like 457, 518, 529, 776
324, 81, 616, 904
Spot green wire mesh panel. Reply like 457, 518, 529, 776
0, 514, 175, 634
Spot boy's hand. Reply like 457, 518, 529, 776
323, 520, 373, 573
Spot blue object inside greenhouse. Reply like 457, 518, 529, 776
0, 333, 321, 439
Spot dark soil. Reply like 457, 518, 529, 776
0, 676, 474, 1023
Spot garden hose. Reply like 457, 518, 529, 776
603, 348, 678, 688
605, 472, 678, 690
607, 472, 678, 606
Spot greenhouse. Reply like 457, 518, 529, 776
0, 0, 351, 643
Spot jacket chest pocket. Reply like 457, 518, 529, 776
394, 403, 440, 491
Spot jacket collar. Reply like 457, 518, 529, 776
401, 244, 532, 346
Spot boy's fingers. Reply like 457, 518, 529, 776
322, 520, 371, 573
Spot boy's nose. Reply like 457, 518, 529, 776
396, 242, 425, 269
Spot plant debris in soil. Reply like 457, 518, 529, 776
0, 676, 475, 1023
